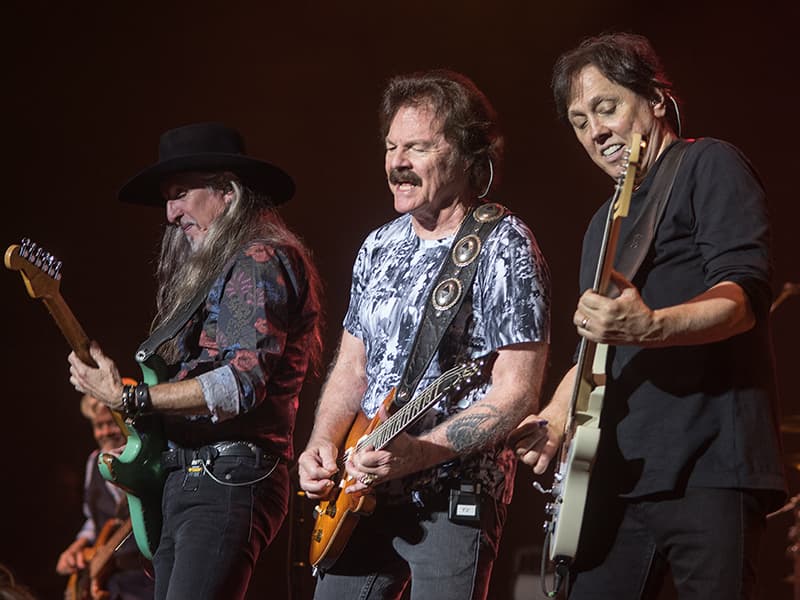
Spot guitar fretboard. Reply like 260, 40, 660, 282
358, 361, 480, 451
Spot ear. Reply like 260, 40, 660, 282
651, 92, 667, 118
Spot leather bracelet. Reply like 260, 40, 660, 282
134, 382, 153, 413
121, 384, 136, 415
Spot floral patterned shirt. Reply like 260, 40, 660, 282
344, 212, 550, 502
162, 240, 320, 461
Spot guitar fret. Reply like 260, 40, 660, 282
358, 358, 487, 452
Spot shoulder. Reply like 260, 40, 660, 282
491, 213, 538, 244
220, 240, 307, 288
482, 213, 548, 275
684, 137, 759, 172
675, 138, 765, 196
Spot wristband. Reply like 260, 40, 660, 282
134, 382, 153, 413
121, 384, 136, 415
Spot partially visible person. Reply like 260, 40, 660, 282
513, 32, 786, 599
56, 390, 154, 600
68, 122, 323, 600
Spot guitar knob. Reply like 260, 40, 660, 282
313, 505, 322, 516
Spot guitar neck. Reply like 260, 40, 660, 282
566, 135, 643, 423
365, 380, 443, 450
42, 294, 95, 367
88, 519, 133, 579
359, 361, 475, 451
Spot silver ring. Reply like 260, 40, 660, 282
360, 473, 376, 487
580, 317, 589, 329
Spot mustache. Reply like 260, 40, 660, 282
389, 169, 422, 186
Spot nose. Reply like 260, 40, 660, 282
387, 147, 412, 171
166, 199, 183, 224
588, 118, 611, 145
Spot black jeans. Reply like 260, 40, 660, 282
569, 487, 767, 599
152, 455, 288, 600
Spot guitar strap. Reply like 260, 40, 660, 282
394, 202, 508, 407
134, 279, 215, 363
135, 246, 301, 364
613, 139, 692, 284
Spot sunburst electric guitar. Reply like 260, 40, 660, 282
537, 134, 645, 594
5, 240, 167, 560
65, 517, 134, 600
309, 351, 498, 571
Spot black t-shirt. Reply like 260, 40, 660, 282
579, 138, 786, 508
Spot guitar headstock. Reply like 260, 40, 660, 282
612, 133, 646, 219
4, 238, 63, 300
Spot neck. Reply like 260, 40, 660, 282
410, 199, 473, 240
636, 128, 679, 184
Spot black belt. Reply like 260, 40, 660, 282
161, 441, 269, 471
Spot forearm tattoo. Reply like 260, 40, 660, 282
445, 405, 515, 453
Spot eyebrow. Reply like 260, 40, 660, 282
568, 94, 616, 119
385, 137, 435, 148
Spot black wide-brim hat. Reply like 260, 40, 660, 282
118, 122, 295, 206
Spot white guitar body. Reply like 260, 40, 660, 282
547, 344, 607, 560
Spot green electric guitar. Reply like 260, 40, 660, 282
5, 239, 166, 560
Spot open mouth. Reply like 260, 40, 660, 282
602, 143, 624, 158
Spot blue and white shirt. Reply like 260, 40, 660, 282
344, 211, 550, 502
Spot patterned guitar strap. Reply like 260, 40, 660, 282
394, 202, 508, 408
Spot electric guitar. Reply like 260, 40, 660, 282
65, 517, 133, 600
309, 351, 498, 571
538, 134, 645, 588
5, 240, 166, 560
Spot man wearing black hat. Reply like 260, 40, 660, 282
68, 122, 323, 599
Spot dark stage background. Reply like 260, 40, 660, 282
2, 2, 798, 599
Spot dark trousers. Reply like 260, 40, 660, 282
313, 494, 506, 600
152, 456, 289, 600
569, 487, 767, 599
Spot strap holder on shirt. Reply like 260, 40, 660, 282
394, 202, 509, 407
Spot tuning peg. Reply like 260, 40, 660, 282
52, 260, 62, 279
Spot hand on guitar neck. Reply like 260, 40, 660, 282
573, 270, 660, 346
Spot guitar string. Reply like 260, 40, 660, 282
330, 359, 480, 470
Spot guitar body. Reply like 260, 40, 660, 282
98, 359, 168, 560
65, 518, 125, 600
97, 415, 166, 560
308, 351, 497, 571
547, 344, 606, 560
308, 392, 390, 570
